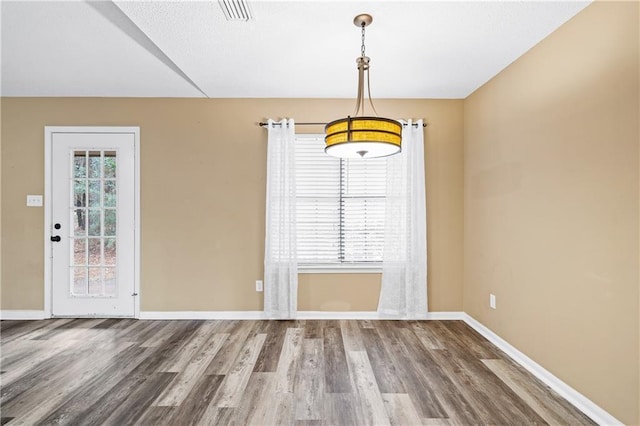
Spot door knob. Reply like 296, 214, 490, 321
51, 235, 61, 242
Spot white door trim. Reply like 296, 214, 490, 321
44, 126, 140, 318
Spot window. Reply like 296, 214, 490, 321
295, 135, 386, 271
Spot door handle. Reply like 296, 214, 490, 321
51, 235, 61, 242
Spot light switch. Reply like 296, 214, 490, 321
26, 195, 43, 207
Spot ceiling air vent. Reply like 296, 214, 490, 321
218, 0, 253, 21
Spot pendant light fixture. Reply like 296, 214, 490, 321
325, 14, 402, 159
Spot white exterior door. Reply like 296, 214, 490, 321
50, 130, 136, 317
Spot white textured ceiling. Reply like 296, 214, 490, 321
1, 0, 591, 98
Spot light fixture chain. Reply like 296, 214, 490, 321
361, 23, 366, 58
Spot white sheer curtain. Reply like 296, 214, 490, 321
378, 119, 427, 319
264, 118, 298, 319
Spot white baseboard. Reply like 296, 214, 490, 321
296, 311, 380, 320
463, 314, 622, 426
139, 310, 464, 321
296, 311, 464, 320
0, 310, 47, 320
423, 311, 465, 320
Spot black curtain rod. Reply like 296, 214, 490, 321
259, 122, 325, 127
258, 121, 427, 128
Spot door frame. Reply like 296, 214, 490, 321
44, 126, 141, 318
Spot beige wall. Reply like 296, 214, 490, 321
0, 98, 464, 313
464, 2, 639, 424
298, 274, 381, 311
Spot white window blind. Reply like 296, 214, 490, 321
295, 135, 386, 268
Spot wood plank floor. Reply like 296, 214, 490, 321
0, 319, 595, 425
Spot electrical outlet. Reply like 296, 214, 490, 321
256, 280, 263, 292
26, 195, 43, 207
490, 294, 496, 309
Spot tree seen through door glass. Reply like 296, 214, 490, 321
74, 180, 86, 206
74, 154, 86, 178
104, 210, 116, 236
88, 210, 101, 236
104, 180, 116, 207
88, 152, 101, 178
104, 239, 116, 266
74, 209, 86, 237
88, 180, 100, 207
88, 238, 101, 265
104, 152, 116, 178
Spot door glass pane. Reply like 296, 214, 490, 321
104, 180, 116, 207
74, 209, 86, 236
73, 239, 86, 266
88, 238, 101, 265
88, 267, 102, 295
73, 267, 87, 295
74, 153, 87, 178
88, 180, 101, 207
104, 239, 116, 265
88, 210, 101, 236
88, 152, 102, 178
74, 180, 86, 207
104, 210, 116, 236
104, 152, 116, 178
104, 268, 116, 296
